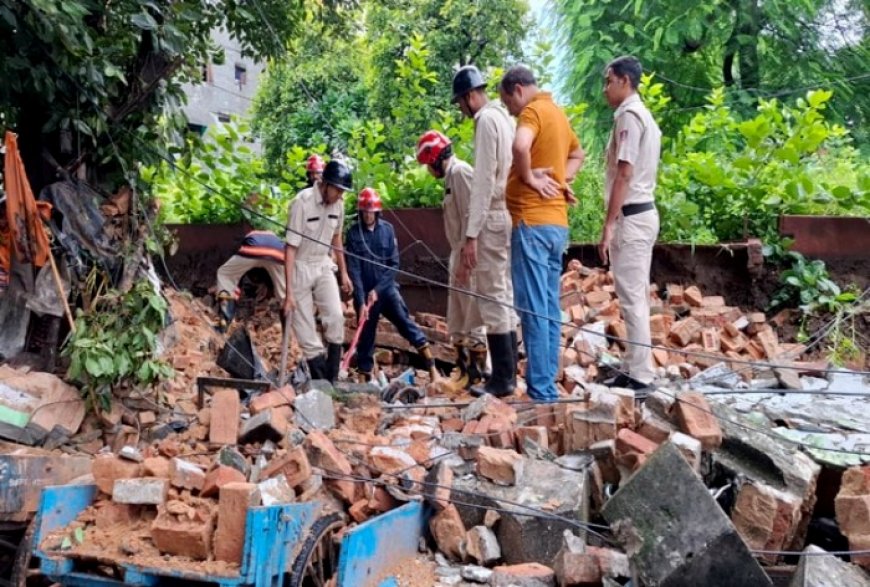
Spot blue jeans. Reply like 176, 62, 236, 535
511, 223, 568, 401
356, 287, 426, 373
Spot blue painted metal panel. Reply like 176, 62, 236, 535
32, 483, 320, 587
336, 501, 429, 587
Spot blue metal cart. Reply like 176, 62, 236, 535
31, 484, 428, 587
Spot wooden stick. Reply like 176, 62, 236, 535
278, 310, 293, 387
46, 249, 75, 333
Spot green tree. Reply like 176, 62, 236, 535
552, 0, 870, 147
253, 0, 530, 176
0, 0, 326, 192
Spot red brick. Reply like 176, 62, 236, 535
840, 466, 870, 496
732, 482, 801, 563
515, 426, 549, 452
367, 486, 399, 513
369, 446, 417, 473
616, 428, 659, 457
701, 328, 721, 352
486, 416, 516, 450
607, 320, 628, 349
442, 418, 465, 433
201, 465, 247, 498
142, 456, 170, 479
669, 317, 702, 347
721, 332, 748, 353
675, 392, 723, 450
749, 312, 766, 323
138, 411, 156, 426
94, 501, 142, 529
666, 283, 684, 305
349, 499, 373, 523
585, 290, 611, 306
429, 504, 466, 561
755, 329, 781, 359
305, 430, 352, 475
701, 295, 726, 307
652, 347, 670, 367
214, 482, 260, 563
92, 454, 141, 495
835, 495, 870, 537
151, 505, 216, 560
477, 446, 523, 486
209, 388, 240, 445
558, 348, 578, 380
847, 534, 870, 569
249, 386, 296, 414
683, 286, 703, 307
491, 563, 555, 585
650, 313, 674, 345
261, 446, 312, 487
568, 304, 586, 325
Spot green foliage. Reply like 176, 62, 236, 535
656, 88, 870, 244
0, 0, 312, 187
552, 0, 870, 148
253, 0, 528, 181
64, 280, 174, 412
771, 251, 858, 314
144, 120, 297, 229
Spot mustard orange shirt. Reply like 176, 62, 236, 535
505, 93, 580, 228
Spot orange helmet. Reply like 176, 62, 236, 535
357, 187, 383, 212
306, 154, 326, 172
416, 130, 452, 166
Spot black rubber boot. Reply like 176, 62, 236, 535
469, 333, 516, 398
325, 342, 343, 383
509, 330, 519, 389
306, 354, 327, 380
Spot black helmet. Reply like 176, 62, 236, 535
452, 65, 486, 102
322, 160, 353, 192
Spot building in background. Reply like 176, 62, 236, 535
182, 29, 264, 140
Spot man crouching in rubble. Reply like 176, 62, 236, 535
344, 187, 439, 383
215, 229, 288, 333
283, 160, 353, 383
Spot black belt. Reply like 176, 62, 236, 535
621, 201, 656, 217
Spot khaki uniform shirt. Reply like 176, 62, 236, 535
285, 183, 344, 262
605, 94, 662, 207
467, 101, 515, 239
443, 157, 474, 250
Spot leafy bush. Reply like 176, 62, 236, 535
770, 251, 858, 314
64, 280, 175, 412
656, 88, 870, 244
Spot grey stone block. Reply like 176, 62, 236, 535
602, 442, 771, 587
452, 458, 588, 566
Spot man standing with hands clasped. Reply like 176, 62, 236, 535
499, 65, 585, 402
601, 56, 662, 391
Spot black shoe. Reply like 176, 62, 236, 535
469, 333, 516, 398
306, 354, 327, 380
467, 342, 488, 390
605, 373, 651, 391
509, 330, 519, 389
325, 342, 343, 383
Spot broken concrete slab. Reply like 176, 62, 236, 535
490, 563, 556, 587
452, 457, 588, 566
465, 525, 501, 565
602, 442, 771, 587
293, 387, 336, 431
789, 545, 870, 587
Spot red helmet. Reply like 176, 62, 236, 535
306, 154, 326, 172
357, 187, 383, 212
416, 130, 452, 166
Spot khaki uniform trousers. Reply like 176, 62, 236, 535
473, 209, 516, 334
291, 259, 344, 359
216, 255, 287, 302
447, 248, 485, 345
610, 209, 659, 384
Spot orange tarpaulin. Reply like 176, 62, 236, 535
3, 131, 51, 268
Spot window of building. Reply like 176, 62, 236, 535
202, 63, 213, 84
217, 113, 231, 123
234, 64, 247, 88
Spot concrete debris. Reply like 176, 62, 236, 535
21, 279, 868, 580
603, 442, 771, 586
112, 477, 168, 505
293, 387, 337, 431
789, 545, 870, 586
